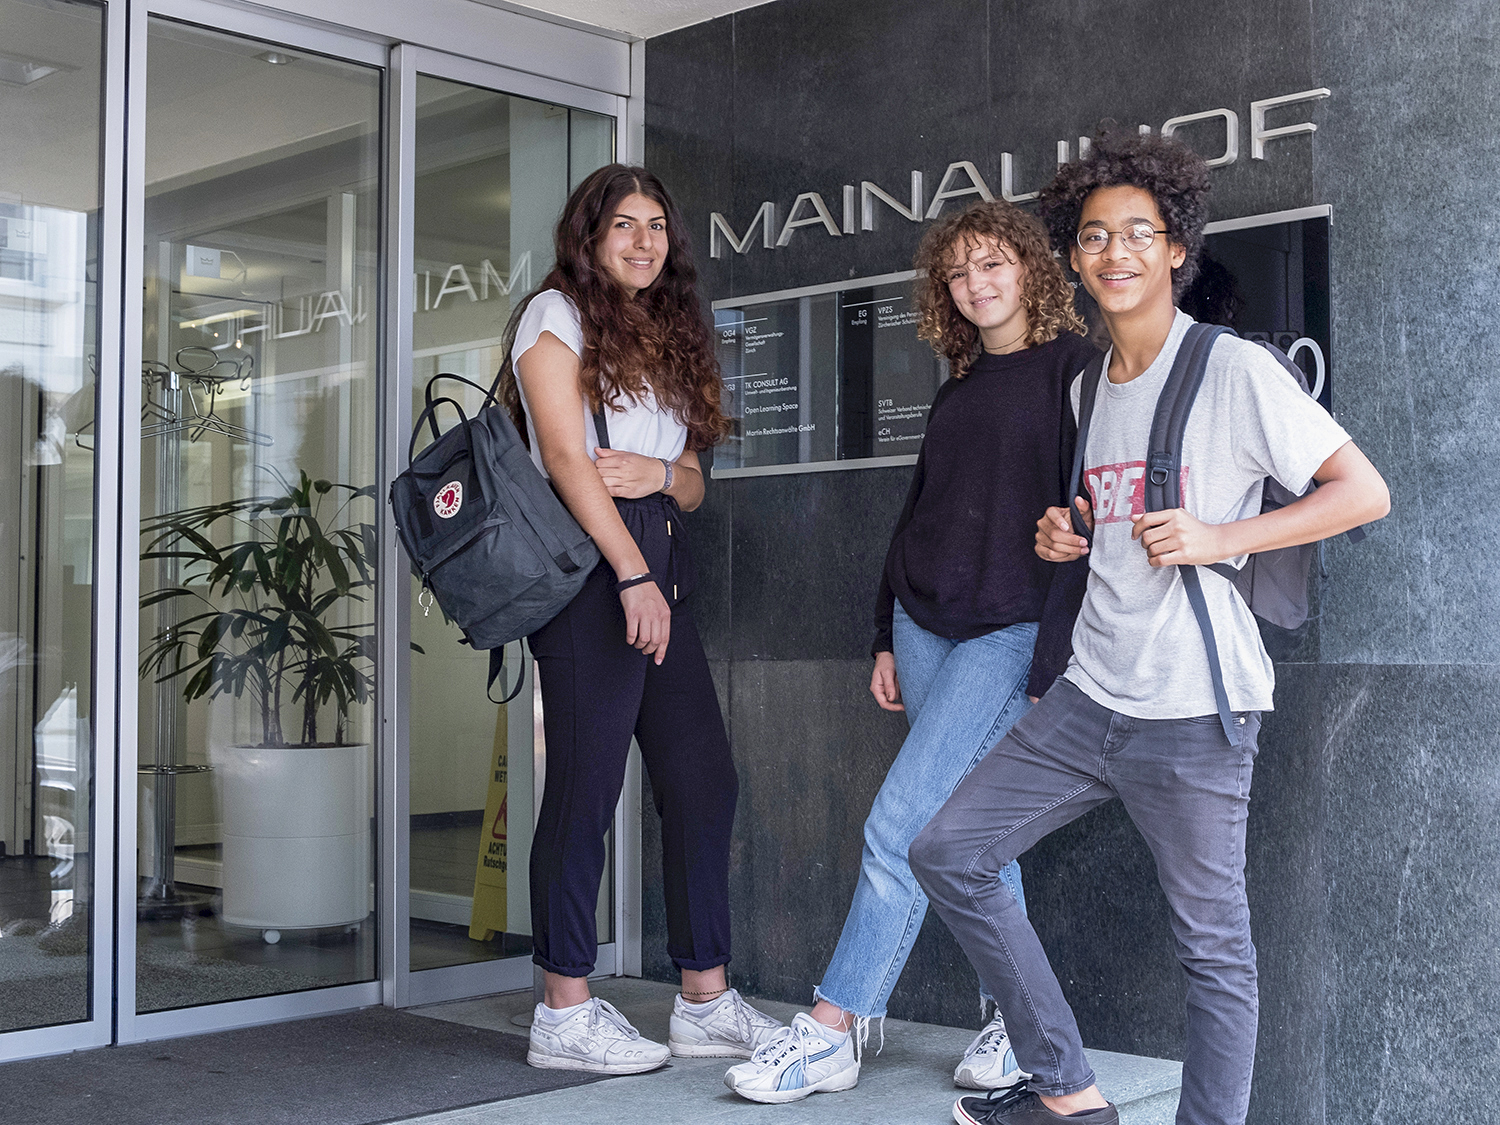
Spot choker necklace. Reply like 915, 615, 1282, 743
981, 330, 1028, 355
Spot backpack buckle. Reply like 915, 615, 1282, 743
1147, 452, 1175, 487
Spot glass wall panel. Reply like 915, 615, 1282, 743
134, 19, 380, 1010
0, 0, 103, 1034
407, 75, 614, 972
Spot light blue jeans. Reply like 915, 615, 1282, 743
815, 600, 1034, 1018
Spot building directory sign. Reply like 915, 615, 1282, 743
711, 209, 1331, 479
712, 270, 945, 477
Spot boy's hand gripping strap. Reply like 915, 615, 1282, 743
1141, 323, 1244, 748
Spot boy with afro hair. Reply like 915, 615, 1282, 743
908, 128, 1389, 1125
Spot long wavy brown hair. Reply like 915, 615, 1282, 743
914, 200, 1087, 377
497, 164, 730, 451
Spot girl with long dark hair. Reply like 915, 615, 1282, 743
726, 200, 1095, 1103
499, 164, 781, 1074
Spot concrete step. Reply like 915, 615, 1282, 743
1121, 1088, 1185, 1125
412, 978, 1181, 1125
1085, 1046, 1182, 1123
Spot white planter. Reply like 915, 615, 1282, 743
210, 742, 373, 937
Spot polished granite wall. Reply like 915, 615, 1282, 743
641, 3, 1499, 1123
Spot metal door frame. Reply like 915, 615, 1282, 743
113, 0, 389, 1046
0, 0, 642, 1061
0, 0, 126, 1065
383, 42, 640, 1011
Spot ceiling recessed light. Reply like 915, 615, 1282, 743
256, 50, 297, 65
0, 50, 71, 87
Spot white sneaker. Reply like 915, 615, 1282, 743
723, 1011, 863, 1104
954, 1012, 1030, 1090
526, 997, 672, 1075
669, 988, 785, 1058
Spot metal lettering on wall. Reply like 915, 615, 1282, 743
710, 88, 1331, 256
712, 271, 943, 477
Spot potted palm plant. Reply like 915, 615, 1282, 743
141, 470, 378, 942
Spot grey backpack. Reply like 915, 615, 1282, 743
1068, 323, 1364, 744
390, 373, 603, 700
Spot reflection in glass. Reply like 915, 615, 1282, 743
1184, 216, 1332, 410
407, 75, 614, 972
0, 0, 103, 1034
134, 20, 380, 1011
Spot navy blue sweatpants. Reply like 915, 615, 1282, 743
526, 494, 737, 977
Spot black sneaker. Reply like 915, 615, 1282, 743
953, 1081, 1119, 1125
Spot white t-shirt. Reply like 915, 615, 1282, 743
511, 289, 689, 478
1062, 310, 1351, 718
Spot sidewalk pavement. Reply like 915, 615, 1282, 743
406, 977, 1183, 1125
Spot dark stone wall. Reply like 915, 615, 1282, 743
641, 4, 1500, 1124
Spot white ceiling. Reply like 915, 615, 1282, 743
0, 1, 106, 212
471, 0, 776, 39
0, 0, 776, 215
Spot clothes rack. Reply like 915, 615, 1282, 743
138, 347, 271, 918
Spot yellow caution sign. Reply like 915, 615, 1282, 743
469, 703, 508, 940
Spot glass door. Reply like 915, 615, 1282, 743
0, 0, 118, 1062
119, 5, 386, 1039
388, 48, 627, 1005
1, 0, 641, 1059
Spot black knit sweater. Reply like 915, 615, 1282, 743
872, 331, 1097, 698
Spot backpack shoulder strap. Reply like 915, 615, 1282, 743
1148, 324, 1245, 582
487, 642, 526, 705
1143, 323, 1244, 747
1143, 323, 1230, 513
1066, 350, 1107, 542
1178, 561, 1241, 746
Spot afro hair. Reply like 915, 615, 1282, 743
1037, 126, 1212, 298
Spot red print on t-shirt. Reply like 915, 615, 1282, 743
1085, 461, 1190, 523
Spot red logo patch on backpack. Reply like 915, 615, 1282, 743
433, 481, 463, 519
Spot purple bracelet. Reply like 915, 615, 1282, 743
616, 572, 655, 594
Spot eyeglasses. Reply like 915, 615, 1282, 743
1075, 224, 1170, 255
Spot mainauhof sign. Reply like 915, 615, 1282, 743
709, 88, 1330, 258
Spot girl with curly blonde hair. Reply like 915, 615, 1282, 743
725, 200, 1096, 1105
914, 201, 1088, 373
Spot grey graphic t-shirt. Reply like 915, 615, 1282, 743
1063, 311, 1351, 718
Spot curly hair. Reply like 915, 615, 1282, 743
913, 200, 1087, 378
498, 163, 730, 451
1037, 125, 1212, 298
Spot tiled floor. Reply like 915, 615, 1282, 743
408, 978, 1184, 1125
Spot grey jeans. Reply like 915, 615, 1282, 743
909, 679, 1261, 1125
